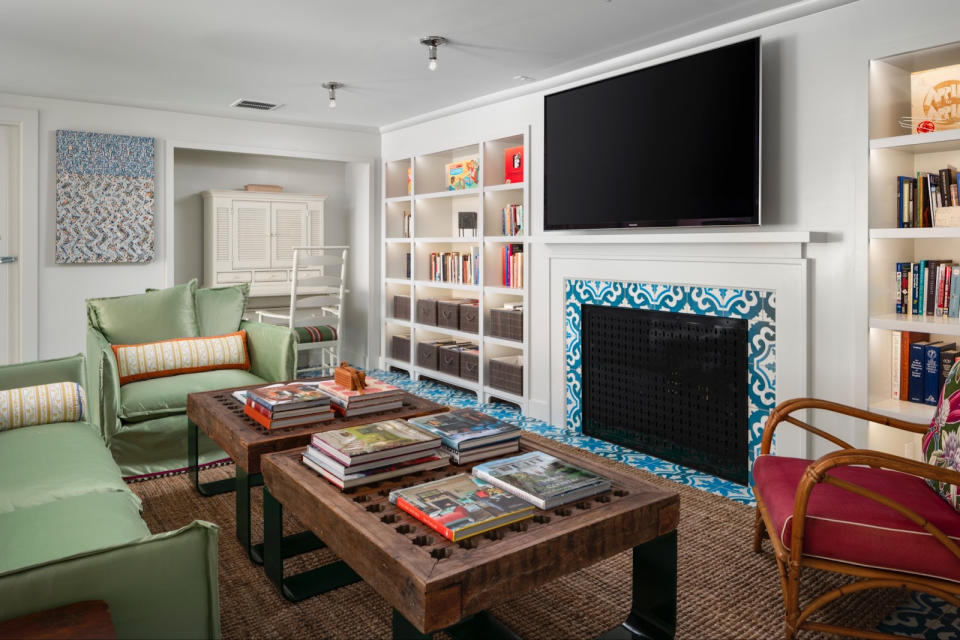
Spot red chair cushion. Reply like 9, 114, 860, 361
753, 455, 960, 583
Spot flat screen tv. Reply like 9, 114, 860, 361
544, 37, 760, 230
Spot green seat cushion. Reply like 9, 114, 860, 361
0, 491, 149, 573
0, 423, 138, 515
87, 279, 199, 345
196, 284, 249, 337
119, 369, 266, 423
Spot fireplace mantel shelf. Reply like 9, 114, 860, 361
537, 230, 821, 245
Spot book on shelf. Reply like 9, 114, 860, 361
406, 408, 520, 451
302, 451, 449, 490
428, 248, 480, 285
909, 340, 932, 403
402, 210, 411, 238
501, 244, 524, 288
500, 204, 523, 236
925, 341, 957, 405
894, 167, 959, 227
441, 440, 520, 465
243, 402, 334, 430
942, 349, 960, 395
504, 146, 523, 184
388, 473, 534, 541
247, 381, 332, 412
895, 332, 929, 400
311, 419, 440, 466
892, 331, 902, 399
471, 451, 612, 510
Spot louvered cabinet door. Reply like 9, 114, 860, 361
308, 202, 324, 247
270, 201, 308, 268
232, 200, 271, 269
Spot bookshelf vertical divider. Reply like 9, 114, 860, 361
866, 41, 960, 456
380, 130, 530, 411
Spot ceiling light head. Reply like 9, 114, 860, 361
322, 81, 343, 108
513, 74, 535, 82
419, 36, 448, 71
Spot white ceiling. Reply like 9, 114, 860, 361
0, 0, 835, 130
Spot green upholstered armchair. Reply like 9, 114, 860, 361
0, 354, 220, 639
86, 280, 297, 478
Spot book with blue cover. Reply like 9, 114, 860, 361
407, 408, 520, 451
925, 342, 956, 405
909, 340, 932, 403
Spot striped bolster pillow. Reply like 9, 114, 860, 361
112, 330, 250, 385
0, 382, 86, 431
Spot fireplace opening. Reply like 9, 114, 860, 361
581, 304, 749, 484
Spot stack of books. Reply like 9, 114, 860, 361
242, 382, 334, 430
302, 419, 448, 489
314, 377, 404, 417
408, 408, 520, 464
388, 473, 534, 542
472, 451, 611, 509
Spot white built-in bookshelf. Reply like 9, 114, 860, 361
379, 132, 530, 409
866, 41, 960, 452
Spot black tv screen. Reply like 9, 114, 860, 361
544, 38, 760, 230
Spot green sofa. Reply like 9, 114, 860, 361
86, 280, 297, 478
0, 354, 220, 639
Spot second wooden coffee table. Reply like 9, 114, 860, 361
186, 382, 445, 562
261, 434, 680, 639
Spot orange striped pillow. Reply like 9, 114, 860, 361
112, 330, 250, 385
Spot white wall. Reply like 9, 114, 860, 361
172, 149, 351, 286
380, 0, 960, 457
0, 92, 379, 361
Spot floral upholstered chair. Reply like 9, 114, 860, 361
752, 364, 960, 639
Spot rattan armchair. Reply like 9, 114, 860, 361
752, 398, 960, 639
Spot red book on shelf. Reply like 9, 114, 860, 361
900, 331, 930, 400
504, 146, 524, 183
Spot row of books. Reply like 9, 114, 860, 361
400, 210, 411, 238
890, 330, 956, 406
389, 451, 611, 541
500, 244, 524, 288
500, 204, 523, 236
894, 260, 960, 317
895, 167, 958, 228
429, 249, 480, 285
235, 376, 404, 430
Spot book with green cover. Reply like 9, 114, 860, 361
407, 408, 520, 451
472, 451, 611, 509
389, 473, 533, 541
311, 419, 439, 465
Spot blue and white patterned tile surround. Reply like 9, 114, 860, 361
565, 279, 775, 486
370, 368, 756, 504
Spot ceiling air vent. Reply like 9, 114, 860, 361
231, 99, 282, 111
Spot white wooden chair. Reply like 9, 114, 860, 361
256, 246, 348, 376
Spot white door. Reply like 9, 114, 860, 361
0, 125, 19, 365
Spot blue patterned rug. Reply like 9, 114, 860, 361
370, 368, 960, 639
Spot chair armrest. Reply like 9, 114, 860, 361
241, 321, 296, 382
86, 327, 121, 441
0, 521, 220, 639
0, 354, 86, 392
790, 450, 960, 563
761, 397, 929, 455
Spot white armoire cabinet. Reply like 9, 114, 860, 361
201, 190, 325, 297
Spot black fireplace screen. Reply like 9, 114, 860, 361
581, 304, 748, 485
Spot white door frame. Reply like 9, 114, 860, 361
0, 107, 38, 362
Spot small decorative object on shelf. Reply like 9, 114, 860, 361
446, 159, 478, 190
402, 210, 411, 237
911, 63, 960, 133
334, 361, 366, 391
504, 146, 523, 183
407, 167, 413, 194
244, 184, 283, 192
458, 211, 477, 237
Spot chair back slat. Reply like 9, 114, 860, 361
297, 294, 341, 309
297, 254, 344, 267
295, 275, 342, 288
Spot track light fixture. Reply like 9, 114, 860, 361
419, 36, 448, 71
322, 82, 343, 108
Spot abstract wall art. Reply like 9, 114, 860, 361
55, 130, 156, 263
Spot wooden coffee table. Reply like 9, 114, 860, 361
261, 435, 680, 639
0, 600, 115, 639
186, 381, 445, 563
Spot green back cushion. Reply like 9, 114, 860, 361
195, 284, 249, 336
925, 358, 960, 510
87, 280, 199, 345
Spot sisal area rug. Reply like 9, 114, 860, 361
131, 433, 908, 639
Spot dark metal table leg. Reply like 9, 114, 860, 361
188, 419, 237, 497
392, 610, 431, 640
236, 467, 264, 560
263, 487, 361, 602
392, 609, 520, 640
598, 530, 678, 640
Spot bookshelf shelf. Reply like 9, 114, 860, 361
868, 398, 934, 423
380, 131, 530, 410
869, 129, 960, 153
870, 227, 960, 239
869, 313, 960, 335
